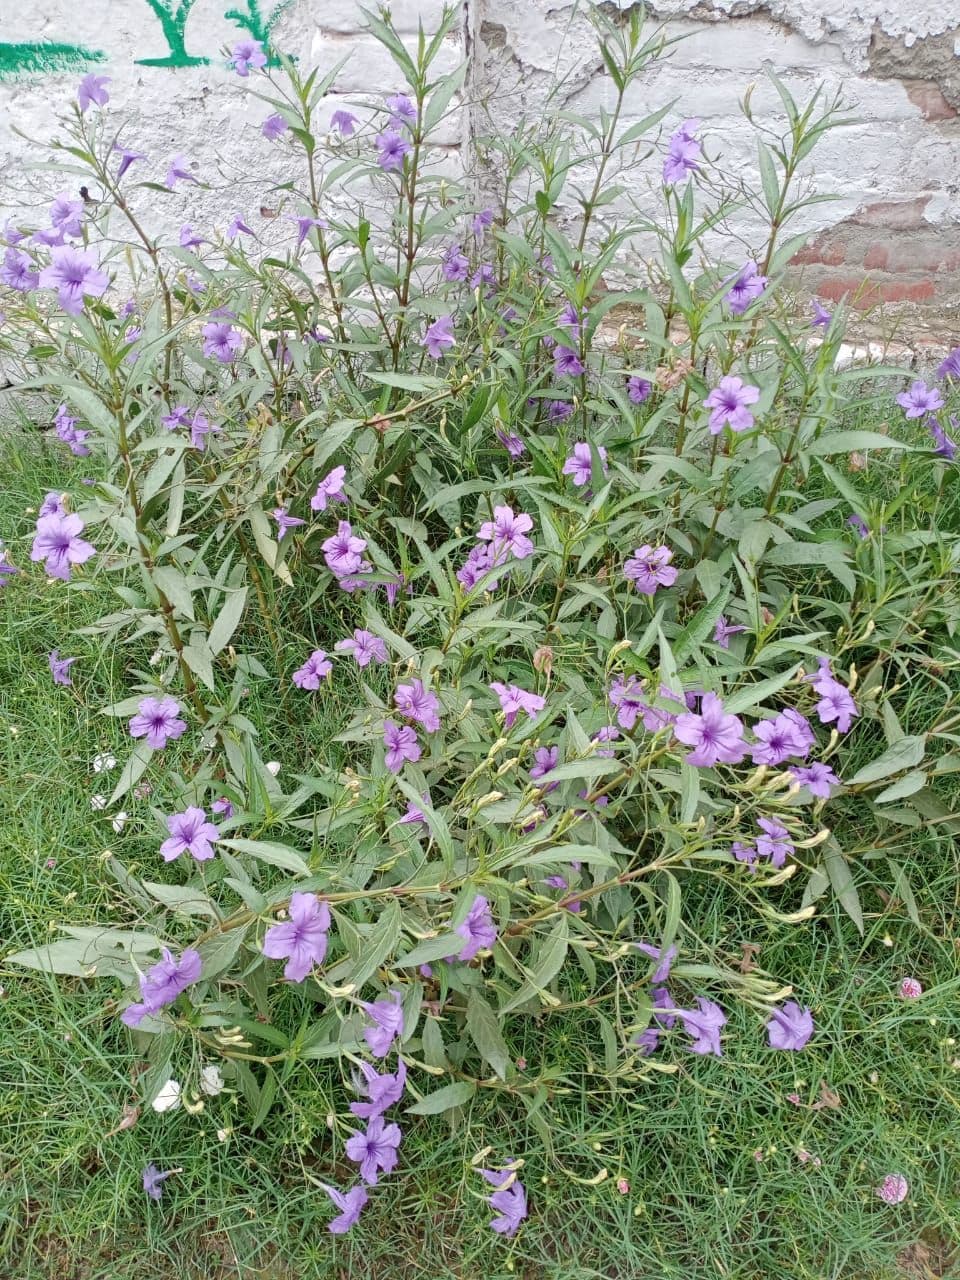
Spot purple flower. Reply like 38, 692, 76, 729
847, 513, 869, 539
663, 118, 701, 184
32, 226, 65, 248
677, 996, 726, 1056
470, 263, 495, 291
350, 1059, 408, 1119
376, 130, 410, 171
472, 207, 494, 240
78, 73, 110, 112
335, 628, 388, 668
38, 246, 109, 316
164, 155, 198, 190
399, 792, 429, 825
262, 113, 288, 140
562, 441, 608, 488
361, 991, 404, 1057
160, 807, 220, 863
623, 544, 678, 596
323, 1183, 367, 1234
546, 399, 574, 422
674, 692, 747, 767
636, 942, 677, 986
229, 39, 267, 76
455, 894, 497, 961
383, 719, 421, 773
423, 314, 455, 359
806, 658, 858, 733
189, 410, 219, 451
310, 465, 348, 512
128, 696, 187, 750
201, 322, 243, 363
732, 840, 757, 868
49, 193, 84, 238
530, 745, 559, 791
30, 511, 95, 580
766, 1000, 813, 1050
789, 761, 840, 799
39, 492, 66, 517
263, 892, 331, 982
457, 542, 501, 591
292, 215, 328, 246
725, 262, 768, 315
120, 947, 201, 1027
322, 520, 367, 576
928, 416, 957, 461
394, 679, 441, 732
143, 1164, 174, 1201
54, 403, 91, 456
875, 1173, 909, 1205
345, 1115, 402, 1186
714, 616, 747, 649
211, 797, 235, 818
179, 224, 205, 249
488, 1179, 527, 1236
442, 245, 469, 282
554, 345, 585, 378
227, 214, 255, 240
496, 429, 525, 458
48, 650, 77, 687
608, 674, 646, 731
490, 682, 545, 728
627, 376, 652, 404
272, 506, 305, 540
1, 248, 38, 291
331, 109, 358, 136
937, 347, 960, 380
896, 380, 943, 419
292, 649, 333, 690
750, 710, 812, 766
558, 301, 584, 337
811, 299, 832, 327
478, 505, 534, 561
386, 93, 417, 126
755, 816, 793, 868
704, 376, 761, 434
0, 552, 18, 587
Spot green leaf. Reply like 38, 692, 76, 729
885, 858, 921, 927
395, 933, 462, 968
501, 915, 569, 1013
405, 1079, 476, 1116
219, 838, 311, 876
824, 840, 863, 934
152, 566, 195, 621
196, 926, 247, 980
724, 665, 800, 715
849, 736, 926, 786
874, 770, 927, 804
807, 431, 913, 455
339, 899, 401, 992
182, 641, 216, 693
208, 586, 248, 656
466, 989, 510, 1080
141, 881, 219, 918
109, 742, 154, 806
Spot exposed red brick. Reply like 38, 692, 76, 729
815, 276, 937, 308
905, 81, 958, 123
863, 243, 888, 270
852, 197, 931, 230
791, 237, 845, 267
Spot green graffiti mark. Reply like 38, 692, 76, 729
136, 0, 209, 68
224, 0, 294, 58
0, 41, 106, 81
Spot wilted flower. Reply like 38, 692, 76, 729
48, 650, 77, 687
143, 1163, 174, 1201
200, 1064, 224, 1096
766, 1000, 814, 1049
704, 376, 760, 434
635, 942, 677, 986
350, 1058, 408, 1119
875, 1173, 909, 1205
487, 1178, 528, 1236
310, 465, 348, 511
322, 1183, 368, 1234
331, 109, 358, 136
496, 428, 525, 458
151, 1079, 182, 1112
272, 507, 305, 540
263, 892, 331, 982
677, 996, 726, 1056
898, 977, 922, 999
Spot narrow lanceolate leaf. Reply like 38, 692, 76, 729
219, 838, 311, 877
339, 900, 401, 992
405, 1079, 476, 1116
848, 736, 927, 786
824, 840, 863, 935
466, 989, 510, 1080
501, 915, 570, 1013
208, 586, 248, 656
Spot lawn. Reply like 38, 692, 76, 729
2, 418, 958, 1280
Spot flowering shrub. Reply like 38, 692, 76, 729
3, 3, 959, 1238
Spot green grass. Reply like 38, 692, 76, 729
2, 427, 960, 1280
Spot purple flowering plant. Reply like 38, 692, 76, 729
5, 5, 959, 1246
